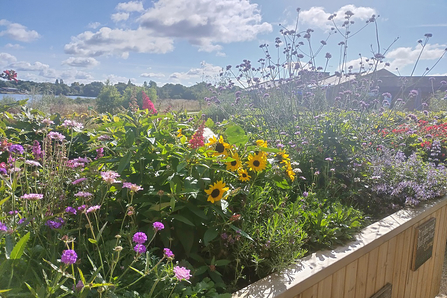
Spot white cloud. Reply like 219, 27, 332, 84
88, 22, 101, 29
112, 12, 130, 22
0, 19, 40, 42
169, 62, 222, 82
299, 5, 376, 31
0, 52, 17, 67
64, 27, 175, 57
105, 74, 135, 84
386, 43, 447, 70
62, 57, 100, 67
9, 61, 50, 71
4, 43, 24, 49
116, 1, 144, 12
141, 72, 166, 78
60, 69, 94, 81
138, 0, 272, 52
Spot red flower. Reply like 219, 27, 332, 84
142, 91, 157, 114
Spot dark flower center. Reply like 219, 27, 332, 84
231, 160, 237, 166
253, 160, 260, 167
211, 189, 220, 198
242, 173, 247, 177
216, 143, 225, 153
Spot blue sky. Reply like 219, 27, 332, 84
1, 0, 446, 86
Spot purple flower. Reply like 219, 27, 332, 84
18, 218, 27, 225
61, 249, 77, 265
86, 205, 101, 213
0, 168, 6, 175
46, 218, 65, 229
303, 191, 308, 197
47, 132, 65, 141
32, 140, 43, 160
72, 178, 87, 185
163, 248, 174, 258
8, 210, 18, 215
173, 266, 191, 281
65, 206, 77, 215
153, 222, 164, 231
74, 191, 93, 198
21, 193, 43, 201
77, 205, 87, 212
62, 120, 84, 129
0, 222, 7, 232
97, 135, 111, 141
122, 182, 143, 193
134, 244, 146, 254
25, 160, 41, 167
101, 171, 120, 184
74, 280, 84, 292
132, 232, 148, 244
9, 144, 24, 155
325, 157, 333, 161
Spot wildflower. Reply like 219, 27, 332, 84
206, 135, 230, 156
164, 248, 174, 259
226, 152, 242, 172
205, 180, 229, 203
32, 140, 43, 159
62, 120, 84, 129
74, 191, 93, 198
113, 246, 123, 252
0, 222, 7, 232
25, 160, 41, 167
238, 168, 251, 182
21, 193, 43, 201
74, 280, 84, 292
46, 217, 65, 229
173, 266, 191, 281
65, 206, 77, 215
177, 128, 183, 138
8, 210, 18, 215
325, 157, 333, 161
122, 182, 143, 193
134, 244, 146, 254
101, 171, 120, 184
153, 222, 165, 231
142, 91, 157, 114
303, 192, 308, 197
256, 139, 268, 148
72, 178, 87, 185
86, 205, 101, 213
247, 153, 267, 172
42, 119, 54, 125
9, 144, 24, 155
132, 232, 148, 244
96, 148, 104, 159
77, 205, 87, 212
189, 122, 205, 149
61, 249, 77, 265
47, 132, 66, 141
97, 135, 111, 141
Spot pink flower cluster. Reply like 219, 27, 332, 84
142, 91, 157, 114
189, 121, 205, 149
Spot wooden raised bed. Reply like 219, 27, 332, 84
233, 196, 447, 298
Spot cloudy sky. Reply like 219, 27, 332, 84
1, 0, 446, 86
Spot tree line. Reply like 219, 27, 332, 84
0, 78, 210, 101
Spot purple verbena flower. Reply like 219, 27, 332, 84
132, 232, 148, 244
153, 222, 164, 231
163, 248, 174, 258
61, 249, 77, 265
9, 144, 24, 155
65, 206, 77, 215
134, 244, 146, 254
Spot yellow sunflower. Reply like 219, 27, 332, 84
205, 180, 229, 203
275, 150, 290, 165
177, 128, 183, 138
286, 165, 296, 181
238, 168, 251, 182
226, 152, 242, 172
206, 135, 230, 156
247, 153, 267, 172
256, 139, 268, 148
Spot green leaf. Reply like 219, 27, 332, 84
215, 259, 231, 266
117, 151, 132, 174
0, 196, 9, 207
175, 226, 194, 255
177, 161, 187, 172
150, 202, 171, 211
229, 225, 253, 241
225, 125, 248, 146
203, 227, 219, 246
0, 289, 12, 293
10, 232, 30, 259
25, 283, 39, 298
172, 214, 194, 226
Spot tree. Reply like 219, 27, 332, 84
96, 81, 123, 113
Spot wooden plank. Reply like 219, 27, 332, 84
365, 247, 380, 297
300, 284, 318, 298
331, 267, 345, 298
375, 242, 389, 292
317, 275, 332, 298
397, 227, 413, 298
430, 205, 447, 297
344, 260, 358, 298
355, 253, 369, 298
384, 236, 397, 285
391, 231, 405, 298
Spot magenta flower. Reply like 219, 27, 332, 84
77, 205, 87, 212
173, 266, 191, 281
9, 144, 24, 155
47, 132, 65, 141
132, 232, 148, 244
20, 193, 43, 201
46, 218, 65, 229
61, 249, 77, 265
164, 248, 174, 259
153, 222, 164, 231
134, 244, 146, 254
0, 222, 7, 232
74, 191, 93, 198
65, 206, 77, 215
